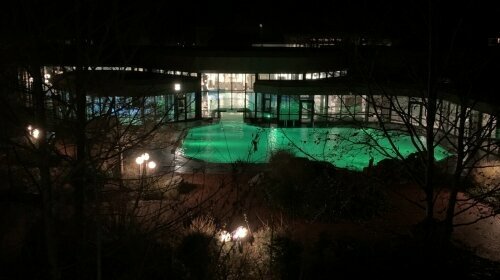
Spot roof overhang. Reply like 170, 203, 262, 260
52, 71, 200, 96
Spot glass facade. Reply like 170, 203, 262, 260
279, 95, 300, 122
200, 73, 257, 119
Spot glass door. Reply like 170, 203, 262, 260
300, 100, 314, 125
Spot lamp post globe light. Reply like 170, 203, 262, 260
147, 161, 156, 169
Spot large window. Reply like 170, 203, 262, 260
202, 73, 255, 111
314, 95, 328, 122
279, 95, 300, 121
339, 95, 365, 121
368, 95, 391, 122
173, 92, 196, 121
250, 93, 277, 119
391, 96, 409, 124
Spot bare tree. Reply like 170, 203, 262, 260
0, 2, 231, 279
344, 1, 500, 247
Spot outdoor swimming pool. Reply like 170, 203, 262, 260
179, 113, 451, 171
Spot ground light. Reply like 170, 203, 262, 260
218, 226, 250, 253
232, 226, 249, 253
27, 125, 40, 139
232, 226, 248, 240
218, 230, 232, 243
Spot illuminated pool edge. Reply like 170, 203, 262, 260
180, 118, 452, 171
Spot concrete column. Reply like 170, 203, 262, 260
195, 73, 202, 119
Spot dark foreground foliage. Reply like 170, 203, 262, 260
2, 216, 500, 280
261, 150, 387, 222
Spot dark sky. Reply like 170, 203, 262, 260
1, 0, 498, 46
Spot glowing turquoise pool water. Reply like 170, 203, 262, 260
180, 113, 451, 171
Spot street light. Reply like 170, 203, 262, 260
26, 124, 55, 144
174, 83, 181, 92
135, 152, 156, 177
259, 23, 263, 47
133, 153, 156, 209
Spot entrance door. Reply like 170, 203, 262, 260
217, 74, 247, 111
175, 94, 186, 121
300, 100, 314, 126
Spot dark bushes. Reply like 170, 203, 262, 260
261, 150, 387, 222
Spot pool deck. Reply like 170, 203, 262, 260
125, 118, 245, 176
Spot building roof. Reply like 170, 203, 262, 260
52, 71, 200, 97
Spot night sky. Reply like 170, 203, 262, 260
2, 1, 498, 47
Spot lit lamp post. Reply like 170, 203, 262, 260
27, 125, 43, 148
133, 152, 156, 209
174, 83, 183, 122
259, 23, 263, 47
135, 152, 156, 177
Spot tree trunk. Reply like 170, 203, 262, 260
424, 2, 437, 225
32, 64, 60, 280
444, 102, 467, 241
73, 64, 87, 278
74, 2, 88, 274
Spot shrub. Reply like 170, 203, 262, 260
261, 151, 387, 222
177, 232, 218, 279
469, 159, 500, 206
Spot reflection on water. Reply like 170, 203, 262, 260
180, 113, 451, 171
